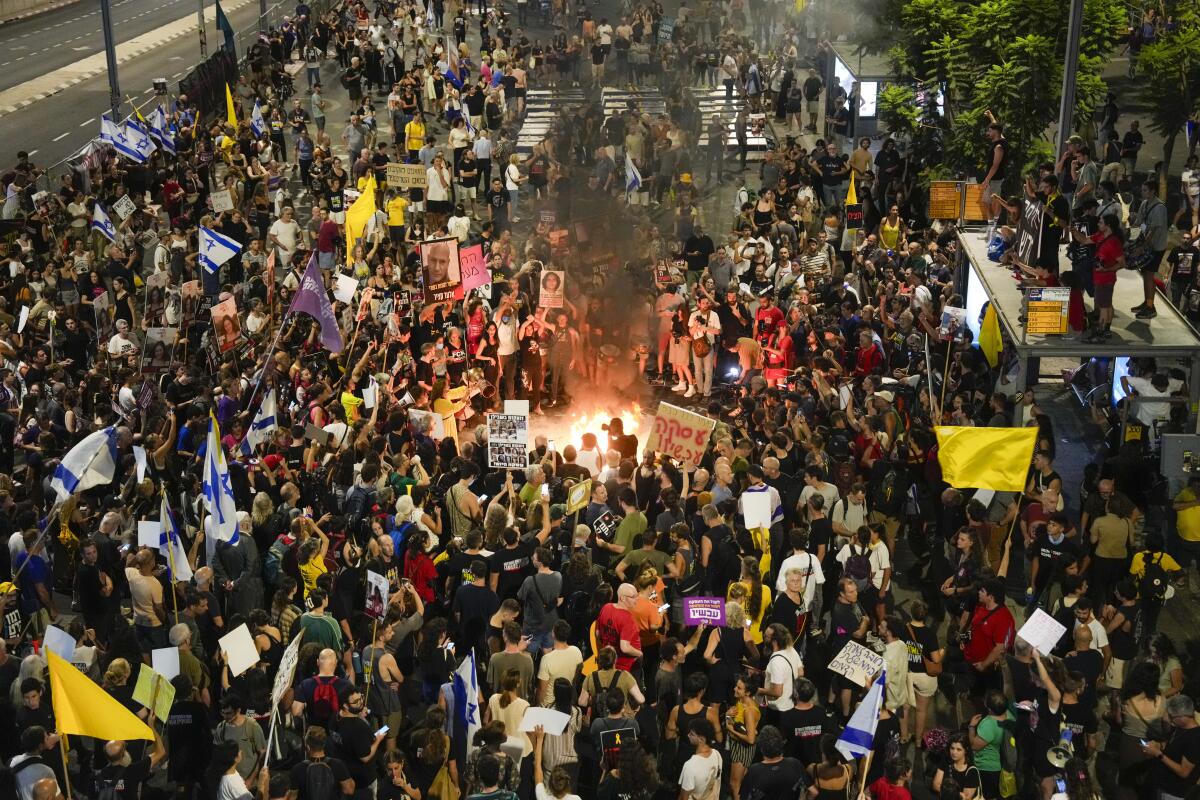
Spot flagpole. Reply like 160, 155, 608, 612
858, 750, 874, 798
162, 490, 181, 626
939, 339, 955, 422
362, 617, 378, 712
61, 731, 74, 800
243, 311, 290, 412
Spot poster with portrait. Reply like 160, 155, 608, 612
487, 412, 529, 469
141, 328, 178, 374
539, 270, 565, 309
210, 297, 243, 354
420, 238, 462, 303
365, 570, 389, 619
938, 306, 969, 342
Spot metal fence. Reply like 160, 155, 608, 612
32, 0, 338, 194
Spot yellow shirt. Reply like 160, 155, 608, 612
1130, 550, 1181, 580
404, 121, 425, 152
1175, 487, 1200, 542
387, 196, 408, 227
340, 390, 364, 423
726, 581, 772, 644
299, 557, 328, 597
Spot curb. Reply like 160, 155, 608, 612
0, 0, 82, 27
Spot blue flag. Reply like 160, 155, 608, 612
91, 203, 116, 242
199, 226, 242, 274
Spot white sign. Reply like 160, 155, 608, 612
112, 194, 137, 220
520, 706, 571, 736
1016, 608, 1067, 657
152, 646, 181, 681
408, 407, 445, 440
488, 412, 529, 469
138, 520, 162, 548
363, 378, 378, 410
334, 273, 359, 304
827, 640, 886, 688
43, 625, 76, 660
218, 623, 260, 677
503, 400, 529, 415
271, 632, 304, 708
133, 445, 148, 483
741, 492, 772, 530
210, 189, 234, 213
16, 306, 29, 334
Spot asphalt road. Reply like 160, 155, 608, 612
0, 0, 289, 169
0, 0, 194, 93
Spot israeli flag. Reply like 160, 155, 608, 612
51, 426, 119, 500
91, 203, 116, 242
452, 651, 481, 757
99, 113, 121, 145
201, 413, 239, 556
150, 106, 176, 156
241, 389, 278, 456
250, 99, 266, 138
159, 492, 193, 582
199, 226, 242, 274
625, 152, 642, 194
123, 119, 157, 163
101, 114, 144, 162
835, 669, 885, 761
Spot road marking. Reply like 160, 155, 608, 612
52, 132, 70, 141
27, 149, 37, 156
72, 46, 89, 51
80, 117, 94, 126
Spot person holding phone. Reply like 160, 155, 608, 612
330, 686, 390, 798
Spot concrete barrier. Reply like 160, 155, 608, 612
0, 0, 81, 26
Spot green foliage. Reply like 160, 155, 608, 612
877, 84, 920, 139
1134, 8, 1200, 167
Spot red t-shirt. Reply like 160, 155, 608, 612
1090, 232, 1123, 285
962, 602, 1015, 664
870, 777, 912, 800
596, 603, 640, 671
754, 305, 785, 341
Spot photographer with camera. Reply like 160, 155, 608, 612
958, 577, 1016, 696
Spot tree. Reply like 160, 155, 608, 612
1135, 8, 1200, 184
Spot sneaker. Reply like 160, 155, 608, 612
671, 381, 687, 392
1131, 302, 1147, 313
683, 385, 696, 398
1136, 306, 1157, 319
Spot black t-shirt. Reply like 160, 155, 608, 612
1157, 726, 1200, 796
1170, 244, 1199, 282
591, 44, 606, 64
96, 756, 152, 800
905, 624, 940, 675
166, 699, 212, 781
741, 757, 807, 799
289, 756, 353, 800
816, 154, 845, 186
489, 541, 535, 601
829, 600, 863, 654
778, 706, 834, 764
1063, 648, 1104, 708
683, 234, 714, 273
809, 517, 832, 557
76, 561, 115, 620
803, 76, 822, 100
1031, 532, 1081, 585
331, 714, 376, 788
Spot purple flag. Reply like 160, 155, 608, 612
289, 254, 344, 353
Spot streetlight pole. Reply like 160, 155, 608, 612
100, 0, 121, 122
1056, 0, 1084, 158
260, 0, 268, 33
197, 0, 208, 58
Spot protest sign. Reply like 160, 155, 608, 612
210, 190, 234, 213
741, 492, 772, 529
643, 402, 717, 466
112, 194, 137, 220
827, 640, 886, 687
408, 408, 446, 440
1014, 198, 1044, 267
210, 297, 242, 354
271, 632, 304, 707
43, 625, 76, 660
421, 238, 463, 303
386, 162, 428, 189
520, 706, 571, 736
218, 624, 259, 677
334, 274, 359, 304
137, 521, 161, 548
152, 647, 181, 681
682, 596, 726, 626
591, 510, 620, 541
366, 570, 389, 619
566, 479, 592, 515
133, 664, 176, 720
460, 244, 490, 294
1017, 608, 1067, 656
488, 412, 529, 469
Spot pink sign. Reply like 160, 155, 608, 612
682, 596, 725, 626
460, 244, 490, 294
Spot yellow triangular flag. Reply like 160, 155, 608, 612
978, 302, 1002, 368
47, 649, 154, 741
344, 174, 378, 265
225, 83, 237, 128
846, 170, 858, 206
934, 426, 1038, 492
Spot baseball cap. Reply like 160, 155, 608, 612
0, 581, 15, 595
873, 390, 895, 403
549, 504, 567, 521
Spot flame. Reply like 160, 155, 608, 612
545, 403, 643, 454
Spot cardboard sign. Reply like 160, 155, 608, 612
927, 181, 962, 221
408, 408, 446, 440
386, 162, 428, 189
210, 189, 234, 213
539, 270, 565, 308
133, 664, 176, 720
827, 640, 886, 687
938, 306, 968, 341
334, 273, 359, 304
566, 479, 592, 515
219, 623, 259, 677
1016, 608, 1067, 656
460, 244, 490, 294
520, 706, 571, 735
845, 203, 864, 230
643, 402, 717, 466
356, 287, 375, 322
366, 570, 389, 619
591, 510, 620, 541
741, 492, 773, 530
304, 423, 331, 446
487, 412, 529, 469
1014, 198, 1044, 267
421, 238, 462, 303
682, 596, 726, 626
271, 632, 304, 707
152, 646, 181, 681
138, 520, 162, 548
112, 194, 137, 220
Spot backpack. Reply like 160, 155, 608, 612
826, 430, 852, 462
870, 465, 907, 517
844, 544, 872, 591
1140, 552, 1170, 604
304, 758, 338, 799
997, 718, 1020, 772
265, 533, 296, 588
309, 676, 342, 726
590, 669, 623, 718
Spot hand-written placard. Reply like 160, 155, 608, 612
133, 664, 176, 720
210, 189, 234, 213
1016, 608, 1067, 656
682, 596, 726, 626
271, 632, 304, 708
1014, 198, 1044, 267
112, 194, 137, 220
460, 244, 490, 294
386, 162, 428, 189
643, 402, 717, 466
827, 640, 886, 687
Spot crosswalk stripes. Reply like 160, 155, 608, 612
690, 88, 772, 162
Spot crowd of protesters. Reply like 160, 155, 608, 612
0, 1, 1199, 800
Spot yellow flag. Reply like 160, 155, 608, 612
935, 426, 1037, 492
344, 174, 377, 265
846, 170, 858, 205
47, 649, 154, 741
225, 83, 237, 128
978, 302, 1002, 368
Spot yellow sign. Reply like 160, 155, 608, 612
962, 183, 988, 222
386, 163, 428, 189
928, 181, 962, 220
1026, 300, 1069, 335
566, 479, 592, 515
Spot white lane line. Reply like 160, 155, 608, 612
80, 117, 94, 127
27, 149, 37, 156
52, 132, 70, 141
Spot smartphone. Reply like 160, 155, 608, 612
547, 439, 556, 453
1140, 739, 1149, 747
657, 603, 671, 613
376, 725, 390, 736
443, 640, 455, 650
540, 483, 549, 499
478, 494, 489, 502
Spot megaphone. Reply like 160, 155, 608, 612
1047, 728, 1075, 768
